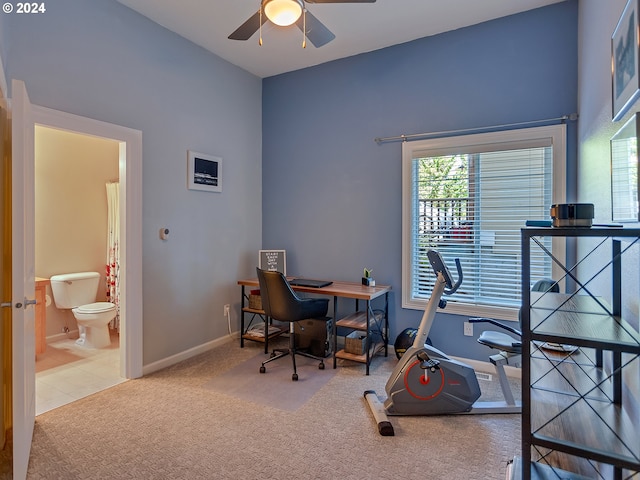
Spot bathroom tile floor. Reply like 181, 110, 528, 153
35, 332, 127, 416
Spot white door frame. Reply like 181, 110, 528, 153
32, 105, 143, 379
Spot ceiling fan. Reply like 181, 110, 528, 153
229, 0, 377, 48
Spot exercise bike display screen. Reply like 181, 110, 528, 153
427, 250, 454, 290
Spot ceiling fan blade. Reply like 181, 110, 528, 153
305, 0, 376, 3
228, 10, 267, 40
296, 10, 335, 47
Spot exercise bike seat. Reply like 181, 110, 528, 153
476, 330, 522, 355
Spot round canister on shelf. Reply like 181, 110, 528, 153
550, 203, 594, 227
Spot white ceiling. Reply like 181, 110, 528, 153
116, 0, 566, 78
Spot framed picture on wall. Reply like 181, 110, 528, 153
258, 250, 286, 275
187, 150, 222, 192
612, 0, 640, 121
610, 113, 639, 222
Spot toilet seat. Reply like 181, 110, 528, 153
73, 302, 116, 314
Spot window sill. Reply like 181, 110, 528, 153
402, 298, 520, 322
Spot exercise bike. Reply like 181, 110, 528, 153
364, 249, 520, 436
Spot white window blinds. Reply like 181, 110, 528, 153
402, 125, 566, 319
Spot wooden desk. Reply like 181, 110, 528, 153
237, 278, 391, 375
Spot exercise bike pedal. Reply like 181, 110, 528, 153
416, 351, 440, 371
421, 359, 440, 372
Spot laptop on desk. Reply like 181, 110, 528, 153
289, 278, 333, 288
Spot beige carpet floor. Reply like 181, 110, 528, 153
4, 337, 521, 479
202, 352, 337, 412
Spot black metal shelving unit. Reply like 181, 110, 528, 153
518, 227, 640, 480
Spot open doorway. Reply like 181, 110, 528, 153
34, 126, 125, 414
31, 106, 143, 408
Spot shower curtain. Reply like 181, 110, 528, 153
106, 182, 120, 331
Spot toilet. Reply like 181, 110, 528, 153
50, 272, 117, 349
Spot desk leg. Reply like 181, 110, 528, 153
332, 296, 338, 369
384, 292, 389, 357
365, 299, 371, 375
240, 286, 246, 348
264, 314, 269, 354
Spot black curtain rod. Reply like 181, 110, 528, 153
374, 113, 578, 144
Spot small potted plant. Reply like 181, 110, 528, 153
362, 268, 375, 287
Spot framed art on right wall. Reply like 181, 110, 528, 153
611, 112, 639, 222
612, 0, 640, 121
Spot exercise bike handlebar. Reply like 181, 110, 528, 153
444, 258, 463, 295
427, 249, 463, 296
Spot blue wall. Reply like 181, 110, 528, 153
262, 1, 578, 360
2, 0, 264, 365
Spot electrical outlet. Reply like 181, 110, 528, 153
463, 321, 473, 336
223, 304, 230, 316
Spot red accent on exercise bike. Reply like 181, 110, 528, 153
404, 360, 445, 401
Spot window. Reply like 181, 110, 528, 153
402, 125, 566, 319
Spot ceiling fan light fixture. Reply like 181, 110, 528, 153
263, 0, 303, 27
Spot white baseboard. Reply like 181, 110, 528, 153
142, 337, 521, 379
46, 330, 80, 343
142, 332, 238, 376
46, 329, 240, 377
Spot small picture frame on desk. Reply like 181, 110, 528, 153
259, 250, 286, 275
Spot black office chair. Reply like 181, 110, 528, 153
469, 279, 559, 406
256, 268, 331, 381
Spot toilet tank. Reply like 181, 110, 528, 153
50, 272, 101, 309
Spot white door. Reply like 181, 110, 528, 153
11, 79, 36, 480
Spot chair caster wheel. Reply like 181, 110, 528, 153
292, 373, 298, 381
260, 366, 266, 374
319, 362, 325, 370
